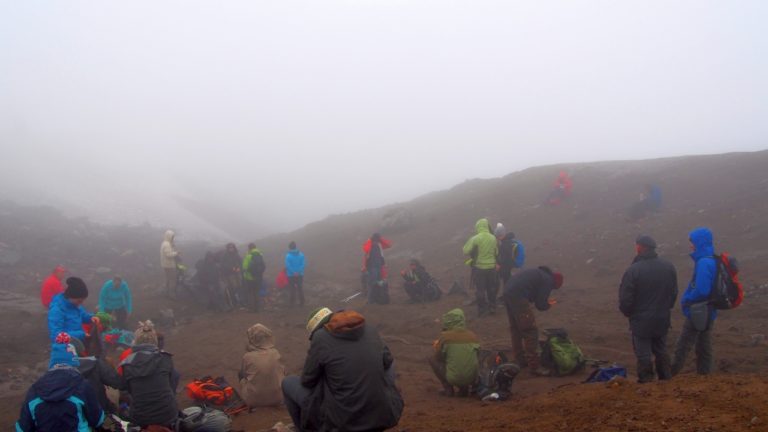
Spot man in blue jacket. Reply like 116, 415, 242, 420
48, 277, 99, 351
285, 241, 306, 307
672, 227, 718, 376
16, 341, 104, 432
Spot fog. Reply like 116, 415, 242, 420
1, 1, 766, 240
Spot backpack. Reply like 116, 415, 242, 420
476, 350, 520, 400
710, 253, 744, 310
185, 377, 248, 416
540, 328, 585, 376
584, 365, 627, 383
179, 406, 232, 432
511, 240, 525, 268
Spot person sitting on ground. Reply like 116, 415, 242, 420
119, 320, 179, 429
16, 340, 104, 432
627, 184, 663, 220
48, 277, 100, 350
40, 265, 67, 309
285, 241, 307, 307
239, 323, 285, 408
428, 308, 479, 397
401, 259, 441, 303
98, 276, 132, 330
495, 223, 526, 287
282, 307, 404, 432
545, 171, 573, 205
502, 266, 563, 376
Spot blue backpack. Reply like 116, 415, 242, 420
584, 365, 627, 383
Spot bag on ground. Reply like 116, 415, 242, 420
584, 365, 627, 383
540, 328, 585, 376
476, 350, 520, 400
179, 405, 232, 432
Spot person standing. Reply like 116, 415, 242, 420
502, 266, 563, 376
281, 307, 403, 432
221, 243, 243, 308
495, 223, 526, 287
98, 276, 132, 329
40, 265, 67, 309
619, 235, 678, 383
462, 218, 499, 316
160, 230, 180, 298
242, 243, 266, 312
672, 227, 718, 376
285, 241, 306, 307
363, 233, 392, 304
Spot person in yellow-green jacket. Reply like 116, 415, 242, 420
242, 243, 266, 312
428, 308, 480, 397
462, 218, 499, 317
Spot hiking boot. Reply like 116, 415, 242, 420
531, 367, 551, 377
439, 384, 455, 397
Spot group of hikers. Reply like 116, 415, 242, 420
161, 230, 308, 312
19, 210, 738, 432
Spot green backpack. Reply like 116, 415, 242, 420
540, 328, 585, 376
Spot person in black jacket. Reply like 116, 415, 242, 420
220, 243, 243, 308
16, 342, 105, 432
502, 266, 563, 376
195, 251, 222, 311
401, 259, 441, 303
120, 321, 179, 428
619, 235, 678, 383
78, 355, 122, 414
281, 307, 404, 432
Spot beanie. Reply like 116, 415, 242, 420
494, 223, 507, 238
552, 272, 564, 289
49, 343, 79, 368
289, 241, 297, 250
134, 320, 159, 346
306, 307, 333, 338
635, 235, 657, 249
64, 277, 88, 299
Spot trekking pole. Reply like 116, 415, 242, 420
341, 292, 362, 303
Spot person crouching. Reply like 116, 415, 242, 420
428, 308, 479, 397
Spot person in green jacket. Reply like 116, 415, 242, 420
98, 276, 132, 329
242, 243, 266, 312
462, 218, 499, 317
429, 308, 480, 397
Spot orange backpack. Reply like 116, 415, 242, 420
185, 376, 234, 405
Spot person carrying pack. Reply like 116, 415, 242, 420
242, 243, 266, 312
671, 227, 722, 376
494, 223, 526, 287
619, 235, 678, 383
540, 328, 585, 376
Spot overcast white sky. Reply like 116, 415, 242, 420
1, 1, 766, 238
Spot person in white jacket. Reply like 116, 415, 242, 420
160, 230, 179, 298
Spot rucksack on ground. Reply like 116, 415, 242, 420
476, 350, 520, 400
710, 253, 744, 310
179, 406, 232, 432
584, 365, 627, 383
540, 328, 585, 376
185, 376, 247, 415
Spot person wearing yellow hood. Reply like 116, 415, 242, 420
462, 218, 499, 317
239, 324, 285, 407
429, 308, 479, 397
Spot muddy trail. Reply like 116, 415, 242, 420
1, 151, 768, 431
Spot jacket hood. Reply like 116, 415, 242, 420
246, 324, 275, 351
164, 230, 175, 242
474, 218, 491, 235
689, 227, 714, 260
324, 310, 366, 340
120, 344, 166, 377
34, 367, 82, 402
442, 308, 466, 331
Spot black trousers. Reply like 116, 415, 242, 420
289, 275, 304, 306
632, 333, 671, 383
473, 268, 499, 314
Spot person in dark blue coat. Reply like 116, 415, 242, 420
16, 342, 104, 432
672, 227, 718, 375
47, 277, 99, 349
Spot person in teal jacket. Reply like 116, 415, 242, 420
462, 218, 499, 317
98, 276, 132, 329
285, 241, 306, 307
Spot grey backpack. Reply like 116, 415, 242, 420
179, 406, 232, 432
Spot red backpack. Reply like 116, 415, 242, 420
710, 253, 744, 310
185, 376, 234, 405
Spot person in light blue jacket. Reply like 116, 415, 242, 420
672, 227, 718, 376
285, 241, 306, 307
98, 276, 132, 329
48, 277, 98, 349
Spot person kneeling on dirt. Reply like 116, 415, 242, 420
619, 235, 678, 383
48, 277, 100, 351
502, 266, 563, 376
401, 259, 441, 303
16, 340, 104, 432
119, 320, 179, 429
281, 307, 404, 432
98, 276, 132, 329
428, 308, 479, 397
239, 323, 285, 408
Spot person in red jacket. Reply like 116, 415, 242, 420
545, 171, 573, 205
40, 265, 67, 309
